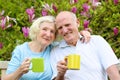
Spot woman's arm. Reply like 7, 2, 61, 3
80, 28, 92, 43
3, 58, 31, 80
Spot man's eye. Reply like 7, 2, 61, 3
58, 26, 62, 30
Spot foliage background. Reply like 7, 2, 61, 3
0, 0, 120, 61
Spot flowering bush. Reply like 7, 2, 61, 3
0, 0, 120, 60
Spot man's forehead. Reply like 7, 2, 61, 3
56, 12, 71, 20
55, 17, 66, 23
56, 15, 72, 22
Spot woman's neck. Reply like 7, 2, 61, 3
29, 41, 46, 53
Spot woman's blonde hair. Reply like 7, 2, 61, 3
29, 16, 55, 40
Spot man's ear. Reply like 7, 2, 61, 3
76, 19, 80, 28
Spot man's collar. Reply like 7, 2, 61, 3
59, 39, 70, 48
59, 33, 83, 48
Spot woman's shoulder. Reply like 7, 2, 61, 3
15, 42, 28, 49
12, 42, 29, 54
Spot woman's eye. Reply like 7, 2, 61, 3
42, 28, 47, 31
51, 30, 55, 34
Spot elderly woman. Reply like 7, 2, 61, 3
3, 16, 90, 80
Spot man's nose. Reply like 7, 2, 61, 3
62, 27, 68, 33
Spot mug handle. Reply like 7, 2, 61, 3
64, 56, 68, 62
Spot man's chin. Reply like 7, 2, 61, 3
65, 39, 72, 43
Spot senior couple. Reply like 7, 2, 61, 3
3, 11, 120, 80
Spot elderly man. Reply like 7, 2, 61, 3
50, 11, 120, 80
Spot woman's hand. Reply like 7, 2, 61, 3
18, 58, 31, 74
3, 58, 31, 80
80, 28, 92, 43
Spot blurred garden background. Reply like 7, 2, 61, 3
0, 0, 120, 61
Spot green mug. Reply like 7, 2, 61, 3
31, 58, 44, 72
65, 54, 80, 70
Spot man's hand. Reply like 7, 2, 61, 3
57, 60, 68, 75
55, 60, 68, 80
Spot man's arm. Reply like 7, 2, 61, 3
107, 64, 120, 80
53, 73, 65, 80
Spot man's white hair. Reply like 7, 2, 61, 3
70, 12, 77, 21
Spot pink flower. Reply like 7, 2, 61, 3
0, 42, 3, 49
26, 7, 35, 22
92, 0, 101, 7
42, 9, 48, 16
82, 3, 90, 12
113, 27, 119, 36
0, 16, 6, 29
74, 0, 78, 3
42, 3, 54, 14
71, 7, 77, 13
81, 11, 87, 16
22, 27, 29, 38
26, 8, 34, 16
113, 0, 118, 5
70, 0, 78, 4
52, 4, 58, 13
42, 4, 51, 10
83, 20, 89, 29
81, 3, 91, 17
80, 11, 90, 18
0, 16, 16, 30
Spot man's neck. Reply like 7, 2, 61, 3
66, 33, 81, 46
67, 41, 77, 46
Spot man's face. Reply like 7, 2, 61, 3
56, 13, 79, 45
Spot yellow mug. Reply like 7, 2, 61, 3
65, 54, 80, 70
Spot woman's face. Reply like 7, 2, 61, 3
36, 22, 56, 46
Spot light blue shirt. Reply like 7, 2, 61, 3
50, 35, 119, 80
6, 42, 53, 80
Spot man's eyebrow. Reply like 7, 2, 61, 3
64, 24, 69, 26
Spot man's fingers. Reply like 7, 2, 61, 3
57, 60, 68, 73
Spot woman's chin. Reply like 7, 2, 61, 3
43, 41, 51, 46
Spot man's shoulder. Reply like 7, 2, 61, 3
90, 35, 107, 45
91, 35, 102, 38
91, 35, 104, 41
